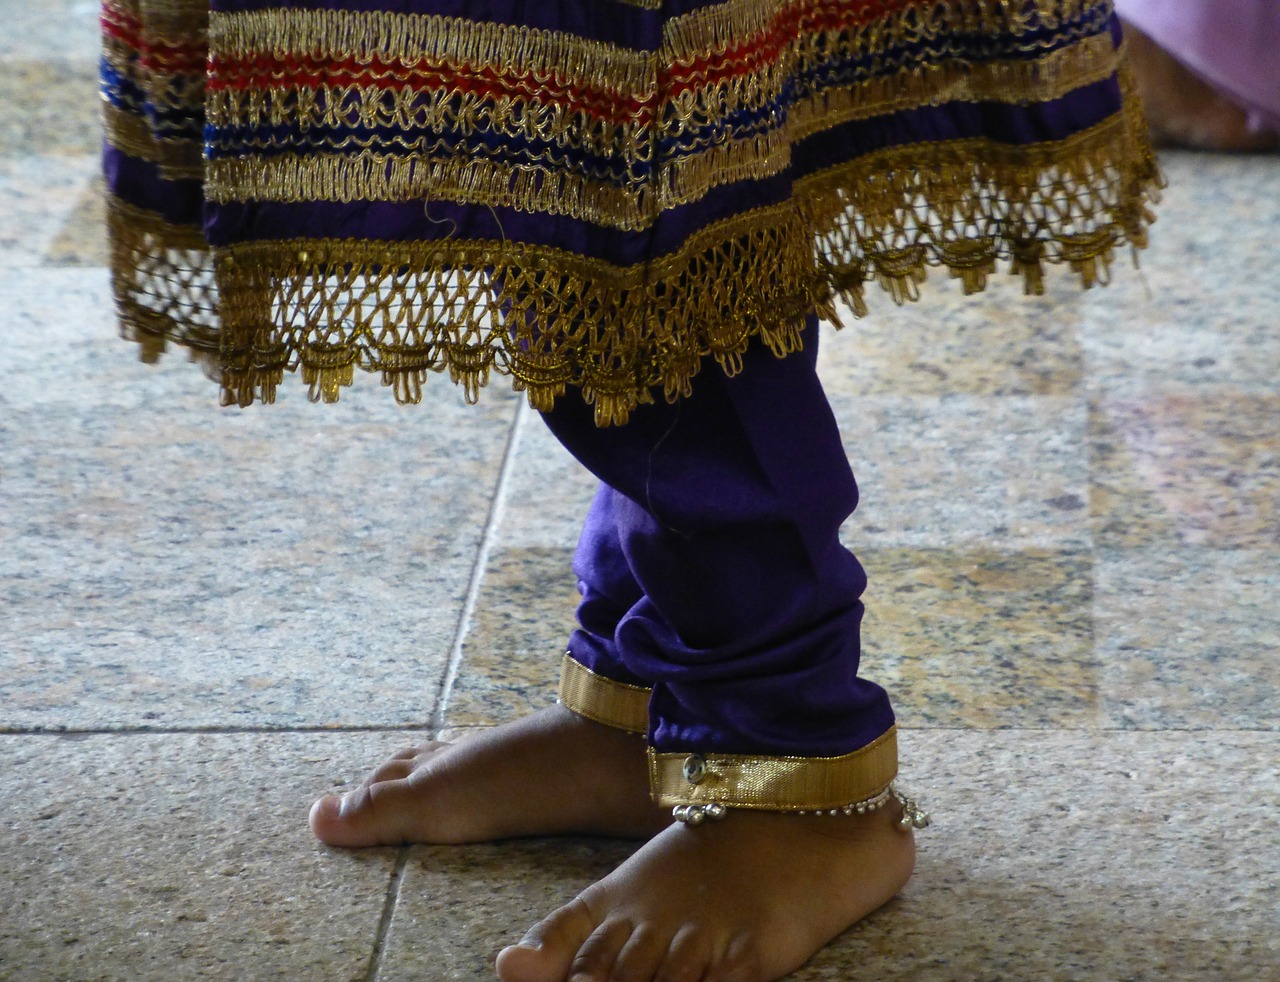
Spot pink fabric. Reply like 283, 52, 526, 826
1116, 0, 1280, 133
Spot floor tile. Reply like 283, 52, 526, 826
859, 547, 1099, 729
1097, 546, 1280, 730
0, 60, 101, 156
830, 394, 1090, 550
1090, 392, 1280, 550
0, 155, 100, 267
811, 728, 1279, 980
819, 272, 1086, 399
382, 837, 635, 982
0, 0, 100, 61
372, 729, 1279, 982
445, 546, 577, 727
0, 731, 403, 981
45, 175, 108, 267
497, 406, 599, 550
1, 271, 520, 730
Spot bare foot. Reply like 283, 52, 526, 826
1123, 23, 1278, 152
309, 704, 671, 846
495, 805, 916, 982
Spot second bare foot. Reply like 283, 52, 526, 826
309, 704, 671, 846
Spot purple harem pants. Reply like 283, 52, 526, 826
540, 316, 896, 771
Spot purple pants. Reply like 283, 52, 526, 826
541, 316, 895, 765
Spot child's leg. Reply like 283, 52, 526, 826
492, 318, 916, 982
312, 318, 918, 981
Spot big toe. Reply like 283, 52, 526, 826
309, 790, 401, 848
495, 898, 598, 982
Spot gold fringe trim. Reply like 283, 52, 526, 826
558, 654, 651, 735
107, 196, 219, 367
110, 84, 1161, 426
650, 727, 899, 811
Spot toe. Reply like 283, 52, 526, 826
567, 918, 632, 981
309, 781, 418, 847
655, 926, 712, 982
709, 934, 761, 982
608, 925, 668, 982
308, 794, 348, 845
496, 897, 599, 982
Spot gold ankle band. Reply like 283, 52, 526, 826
672, 783, 930, 832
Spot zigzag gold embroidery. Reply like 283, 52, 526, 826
205, 32, 1126, 234
210, 9, 657, 98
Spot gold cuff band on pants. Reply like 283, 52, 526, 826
649, 727, 899, 812
557, 652, 901, 812
557, 652, 650, 735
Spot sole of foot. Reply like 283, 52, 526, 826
495, 803, 917, 982
309, 704, 672, 846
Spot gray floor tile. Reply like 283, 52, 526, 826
1, 271, 520, 729
1097, 546, 1280, 730
0, 731, 405, 981
830, 393, 1090, 550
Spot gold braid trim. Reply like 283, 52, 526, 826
210, 9, 657, 96
204, 33, 1125, 230
650, 727, 899, 811
663, 0, 1111, 64
112, 87, 1160, 426
558, 654, 651, 735
102, 103, 204, 181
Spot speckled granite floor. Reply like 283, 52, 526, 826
2, 5, 1278, 981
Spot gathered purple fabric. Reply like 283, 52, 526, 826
1116, 0, 1280, 133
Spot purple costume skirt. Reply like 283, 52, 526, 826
101, 0, 1161, 809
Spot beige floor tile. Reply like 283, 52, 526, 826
1, 272, 520, 729
830, 393, 1090, 550
497, 408, 598, 550
445, 546, 578, 727
45, 175, 108, 267
0, 1, 100, 61
1097, 546, 1280, 730
859, 547, 1099, 729
0, 60, 100, 157
0, 731, 406, 982
371, 729, 1278, 982
0, 155, 100, 267
381, 837, 635, 982
819, 272, 1086, 399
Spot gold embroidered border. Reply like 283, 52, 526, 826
111, 73, 1160, 425
103, 103, 204, 181
210, 9, 657, 98
662, 0, 1112, 65
649, 727, 898, 810
558, 654, 651, 735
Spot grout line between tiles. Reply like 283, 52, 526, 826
0, 725, 1275, 739
364, 848, 410, 982
430, 400, 527, 730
